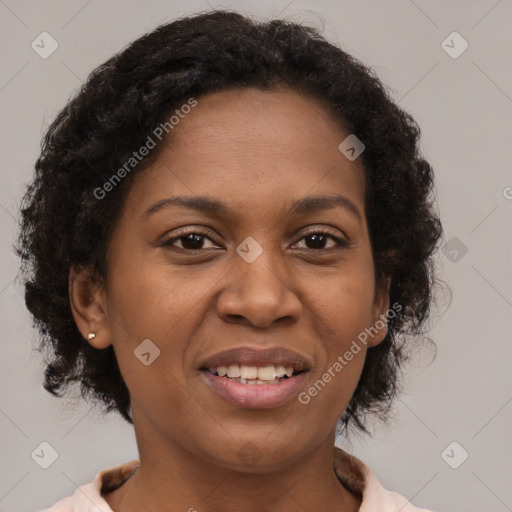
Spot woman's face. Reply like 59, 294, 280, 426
81, 87, 389, 471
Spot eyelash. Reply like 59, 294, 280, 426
162, 228, 349, 252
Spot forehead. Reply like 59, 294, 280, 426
125, 87, 366, 221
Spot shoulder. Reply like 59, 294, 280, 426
333, 447, 435, 512
36, 460, 139, 512
361, 470, 435, 511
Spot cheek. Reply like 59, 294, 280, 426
300, 287, 371, 421
308, 259, 376, 388
105, 259, 222, 394
106, 254, 211, 336
317, 264, 376, 340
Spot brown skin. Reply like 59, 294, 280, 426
69, 87, 390, 512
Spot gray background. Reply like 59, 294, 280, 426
1, 1, 511, 511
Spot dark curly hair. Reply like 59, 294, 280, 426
16, 9, 442, 433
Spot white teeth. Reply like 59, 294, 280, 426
240, 365, 258, 379
228, 377, 280, 385
275, 365, 286, 378
258, 378, 278, 384
257, 365, 276, 380
209, 364, 296, 382
226, 365, 240, 378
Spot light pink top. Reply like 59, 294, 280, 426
37, 447, 434, 511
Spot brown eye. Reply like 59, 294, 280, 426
295, 231, 348, 250
163, 231, 218, 251
162, 228, 348, 253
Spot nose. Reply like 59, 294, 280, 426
216, 248, 302, 329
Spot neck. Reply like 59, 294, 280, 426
105, 419, 361, 512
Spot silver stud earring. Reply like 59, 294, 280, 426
87, 332, 96, 339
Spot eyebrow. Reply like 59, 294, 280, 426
143, 194, 363, 222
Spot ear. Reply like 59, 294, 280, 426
69, 264, 112, 349
367, 276, 391, 348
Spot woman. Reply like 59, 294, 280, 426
17, 10, 442, 512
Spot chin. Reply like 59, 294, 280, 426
194, 433, 308, 474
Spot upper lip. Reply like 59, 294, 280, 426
199, 346, 311, 372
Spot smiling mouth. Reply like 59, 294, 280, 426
200, 365, 309, 409
200, 364, 307, 385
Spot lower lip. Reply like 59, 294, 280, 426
201, 370, 308, 409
